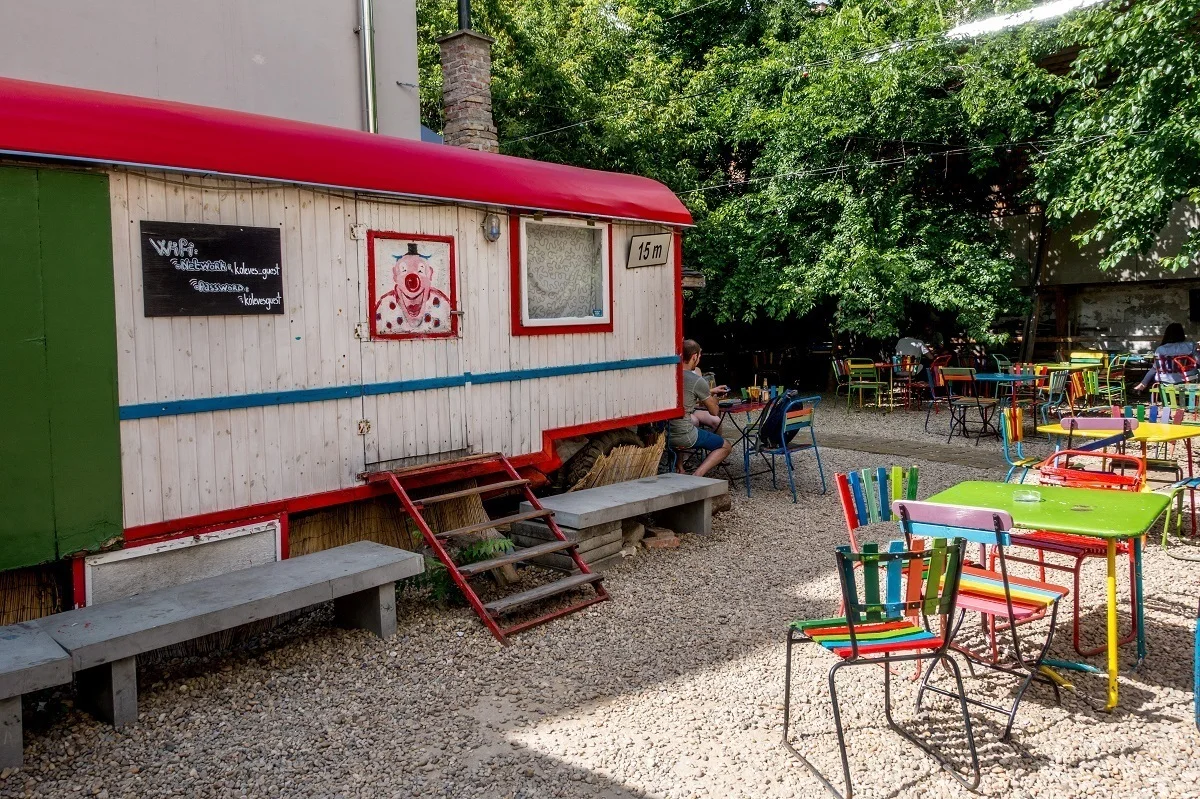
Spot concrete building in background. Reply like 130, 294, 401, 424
0, 0, 420, 139
1000, 205, 1200, 355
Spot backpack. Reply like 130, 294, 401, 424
758, 391, 802, 449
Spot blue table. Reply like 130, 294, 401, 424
973, 372, 1045, 406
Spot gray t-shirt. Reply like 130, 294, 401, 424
668, 370, 709, 448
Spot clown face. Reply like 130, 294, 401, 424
373, 240, 453, 336
393, 243, 433, 324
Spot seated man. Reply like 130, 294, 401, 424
668, 340, 732, 476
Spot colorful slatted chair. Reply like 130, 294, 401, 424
1112, 404, 1186, 480
892, 355, 925, 410
747, 395, 826, 500
1010, 362, 1046, 412
941, 367, 998, 443
1097, 356, 1128, 407
992, 353, 1013, 373
835, 466, 920, 554
894, 501, 1068, 740
1195, 597, 1200, 731
1036, 370, 1071, 425
1161, 383, 1200, 420
1160, 476, 1200, 547
997, 441, 1143, 658
922, 354, 954, 432
783, 538, 979, 799
999, 407, 1041, 484
831, 358, 850, 397
845, 359, 886, 410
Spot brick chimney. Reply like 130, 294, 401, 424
438, 30, 499, 153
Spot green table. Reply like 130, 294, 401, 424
927, 481, 1169, 709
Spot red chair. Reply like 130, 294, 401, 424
1173, 354, 1198, 382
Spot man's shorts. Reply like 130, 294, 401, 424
693, 428, 727, 452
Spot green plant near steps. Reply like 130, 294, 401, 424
398, 537, 516, 605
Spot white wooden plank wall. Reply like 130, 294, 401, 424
111, 172, 364, 527
356, 198, 468, 464
454, 213, 678, 459
112, 172, 679, 528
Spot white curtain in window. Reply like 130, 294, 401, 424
525, 222, 603, 320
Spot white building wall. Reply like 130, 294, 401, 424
0, 0, 420, 139
110, 172, 679, 528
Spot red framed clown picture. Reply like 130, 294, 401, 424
367, 231, 458, 339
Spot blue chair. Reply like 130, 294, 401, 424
1036, 370, 1071, 426
746, 395, 826, 500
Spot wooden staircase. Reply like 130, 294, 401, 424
366, 454, 609, 643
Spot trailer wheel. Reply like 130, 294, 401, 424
556, 428, 643, 491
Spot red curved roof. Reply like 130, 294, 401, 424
0, 77, 692, 226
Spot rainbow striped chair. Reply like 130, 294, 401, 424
999, 407, 1041, 484
747, 395, 826, 500
895, 501, 1068, 741
784, 537, 979, 799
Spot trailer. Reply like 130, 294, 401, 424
0, 77, 691, 616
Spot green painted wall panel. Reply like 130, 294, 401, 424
0, 167, 58, 568
37, 170, 123, 558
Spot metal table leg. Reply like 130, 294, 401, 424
1105, 538, 1120, 711
1134, 534, 1146, 669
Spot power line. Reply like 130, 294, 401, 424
675, 130, 1148, 194
663, 0, 727, 22
503, 88, 715, 144
501, 35, 946, 146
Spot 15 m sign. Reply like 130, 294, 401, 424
140, 221, 284, 316
627, 232, 672, 268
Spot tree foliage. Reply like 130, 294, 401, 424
416, 0, 1077, 342
1036, 0, 1200, 272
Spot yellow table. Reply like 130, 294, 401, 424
1037, 420, 1200, 448
1039, 419, 1200, 535
1036, 363, 1098, 373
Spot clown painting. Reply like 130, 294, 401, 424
369, 233, 456, 338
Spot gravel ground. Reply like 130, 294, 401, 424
4, 423, 1200, 799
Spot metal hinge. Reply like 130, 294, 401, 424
357, 419, 372, 436
354, 322, 369, 340
350, 224, 367, 240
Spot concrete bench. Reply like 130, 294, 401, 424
514, 474, 728, 568
0, 623, 73, 767
34, 541, 421, 730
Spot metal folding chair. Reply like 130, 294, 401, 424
895, 501, 1067, 740
783, 538, 978, 799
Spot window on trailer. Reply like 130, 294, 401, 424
518, 217, 611, 332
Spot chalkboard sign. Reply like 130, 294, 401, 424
140, 222, 284, 317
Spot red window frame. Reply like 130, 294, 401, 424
509, 213, 614, 336
367, 230, 459, 339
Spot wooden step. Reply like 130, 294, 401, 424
457, 540, 576, 577
435, 508, 552, 539
417, 479, 530, 506
484, 573, 603, 616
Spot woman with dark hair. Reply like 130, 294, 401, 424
1135, 322, 1199, 392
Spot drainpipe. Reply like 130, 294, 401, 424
358, 0, 379, 133
459, 0, 472, 29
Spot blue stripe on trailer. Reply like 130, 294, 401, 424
119, 355, 680, 419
